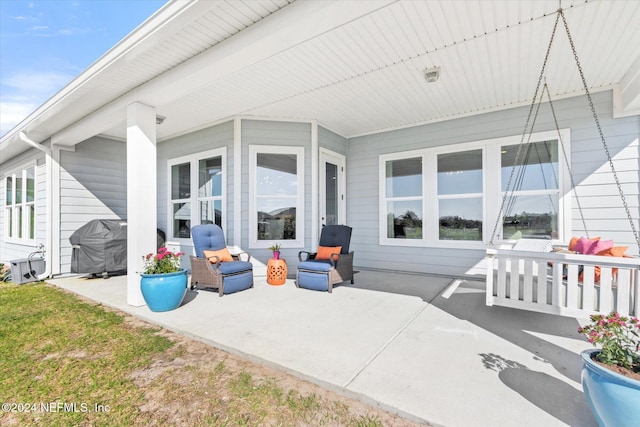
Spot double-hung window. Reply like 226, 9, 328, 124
437, 149, 484, 241
4, 165, 36, 242
168, 148, 225, 240
500, 139, 560, 240
249, 145, 304, 248
379, 129, 570, 247
380, 154, 424, 244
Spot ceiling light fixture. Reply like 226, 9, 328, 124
424, 66, 440, 83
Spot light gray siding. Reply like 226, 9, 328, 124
319, 126, 347, 155
0, 147, 47, 264
59, 137, 127, 272
241, 119, 312, 263
347, 90, 640, 277
157, 120, 234, 242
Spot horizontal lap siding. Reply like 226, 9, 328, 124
319, 126, 347, 156
59, 137, 127, 272
157, 120, 234, 241
347, 90, 640, 277
569, 94, 639, 250
0, 148, 47, 263
241, 119, 311, 262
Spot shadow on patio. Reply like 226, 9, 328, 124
352, 272, 596, 427
48, 268, 597, 427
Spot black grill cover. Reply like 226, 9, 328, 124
70, 219, 128, 275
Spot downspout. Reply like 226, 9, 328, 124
19, 132, 53, 279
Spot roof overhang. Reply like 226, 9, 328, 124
2, 0, 639, 162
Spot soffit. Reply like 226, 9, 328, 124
2, 0, 638, 161
132, 0, 639, 141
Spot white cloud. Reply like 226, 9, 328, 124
0, 70, 74, 136
0, 101, 36, 136
3, 70, 73, 95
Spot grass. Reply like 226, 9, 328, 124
0, 282, 415, 426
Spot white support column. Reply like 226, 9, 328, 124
311, 121, 319, 249
50, 145, 62, 275
233, 117, 242, 247
126, 102, 157, 306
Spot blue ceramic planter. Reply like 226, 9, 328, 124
581, 349, 640, 427
140, 270, 188, 312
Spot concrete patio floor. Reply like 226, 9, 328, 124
47, 269, 597, 427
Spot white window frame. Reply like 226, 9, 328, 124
379, 149, 426, 247
249, 145, 305, 249
379, 129, 571, 249
3, 163, 37, 244
432, 145, 486, 245
167, 147, 226, 242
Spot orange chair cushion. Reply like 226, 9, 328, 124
597, 246, 628, 258
579, 246, 628, 282
315, 245, 342, 260
203, 248, 233, 262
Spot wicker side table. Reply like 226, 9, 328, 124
267, 258, 287, 286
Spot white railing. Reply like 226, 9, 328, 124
486, 248, 640, 318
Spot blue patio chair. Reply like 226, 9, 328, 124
190, 224, 254, 296
296, 225, 355, 292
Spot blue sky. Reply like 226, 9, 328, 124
0, 0, 167, 137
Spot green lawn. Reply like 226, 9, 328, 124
0, 282, 414, 426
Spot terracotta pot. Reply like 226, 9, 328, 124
581, 349, 640, 427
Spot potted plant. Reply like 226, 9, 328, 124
268, 243, 282, 259
139, 247, 187, 312
578, 312, 640, 427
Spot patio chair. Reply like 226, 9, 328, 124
296, 225, 354, 292
190, 224, 254, 296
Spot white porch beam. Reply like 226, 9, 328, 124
126, 102, 157, 306
51, 0, 394, 147
614, 55, 640, 117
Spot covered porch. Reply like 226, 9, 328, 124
48, 270, 597, 427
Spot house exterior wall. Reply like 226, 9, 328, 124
156, 120, 234, 246
319, 126, 348, 156
58, 136, 127, 272
0, 146, 47, 264
240, 119, 312, 265
2, 91, 636, 280
347, 90, 639, 278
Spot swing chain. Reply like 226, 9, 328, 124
559, 11, 640, 253
544, 83, 590, 239
490, 9, 640, 254
488, 12, 561, 246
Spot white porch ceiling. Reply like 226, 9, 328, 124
2, 0, 639, 159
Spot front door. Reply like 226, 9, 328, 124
319, 149, 346, 230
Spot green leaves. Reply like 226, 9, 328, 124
579, 312, 640, 372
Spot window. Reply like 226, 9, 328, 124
249, 146, 304, 248
4, 165, 36, 242
500, 139, 559, 239
168, 148, 225, 240
379, 130, 570, 247
437, 149, 483, 241
383, 156, 423, 240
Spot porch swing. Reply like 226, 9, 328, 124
484, 8, 640, 318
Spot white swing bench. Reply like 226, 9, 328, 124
483, 9, 640, 319
486, 246, 640, 318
